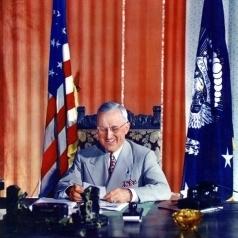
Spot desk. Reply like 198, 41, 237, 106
0, 199, 238, 237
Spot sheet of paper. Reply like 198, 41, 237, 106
83, 182, 106, 199
99, 200, 128, 211
30, 188, 127, 215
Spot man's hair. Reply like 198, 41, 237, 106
97, 101, 128, 122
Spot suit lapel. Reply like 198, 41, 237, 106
86, 147, 109, 186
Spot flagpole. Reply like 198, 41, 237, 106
121, 0, 126, 106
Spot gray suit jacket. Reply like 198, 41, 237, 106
54, 140, 171, 202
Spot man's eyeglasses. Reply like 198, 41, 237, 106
97, 122, 128, 134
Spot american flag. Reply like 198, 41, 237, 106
40, 0, 78, 197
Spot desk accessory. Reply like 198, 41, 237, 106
3, 184, 108, 236
172, 209, 203, 231
3, 185, 28, 226
74, 186, 108, 228
122, 202, 143, 222
178, 181, 221, 210
32, 202, 68, 218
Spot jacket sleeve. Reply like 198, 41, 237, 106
132, 150, 171, 202
54, 151, 83, 198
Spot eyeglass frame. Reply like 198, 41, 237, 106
97, 121, 129, 134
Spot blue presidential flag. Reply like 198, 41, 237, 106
181, 0, 233, 201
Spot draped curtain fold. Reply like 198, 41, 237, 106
163, 0, 186, 193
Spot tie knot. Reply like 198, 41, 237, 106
109, 153, 116, 176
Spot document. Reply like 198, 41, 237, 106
99, 200, 128, 211
30, 196, 128, 214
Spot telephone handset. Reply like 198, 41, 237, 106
178, 181, 221, 210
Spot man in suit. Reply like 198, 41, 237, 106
54, 101, 171, 203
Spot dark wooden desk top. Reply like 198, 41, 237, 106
1, 199, 238, 237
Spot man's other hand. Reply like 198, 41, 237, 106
103, 188, 132, 203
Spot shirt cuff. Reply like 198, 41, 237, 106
58, 189, 70, 199
129, 188, 139, 202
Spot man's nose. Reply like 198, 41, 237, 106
106, 128, 113, 137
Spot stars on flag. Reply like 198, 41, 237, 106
222, 148, 233, 168
51, 39, 55, 47
56, 41, 61, 47
49, 69, 55, 77
56, 11, 61, 17
57, 62, 62, 69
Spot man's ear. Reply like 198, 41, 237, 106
125, 122, 130, 134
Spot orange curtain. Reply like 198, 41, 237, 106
0, 0, 51, 196
124, 0, 163, 113
67, 0, 123, 112
68, 0, 163, 114
163, 0, 186, 193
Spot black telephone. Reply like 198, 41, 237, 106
178, 181, 221, 210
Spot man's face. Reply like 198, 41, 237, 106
97, 108, 130, 153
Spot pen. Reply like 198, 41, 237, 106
200, 206, 223, 213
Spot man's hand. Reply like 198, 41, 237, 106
66, 184, 84, 202
103, 188, 132, 203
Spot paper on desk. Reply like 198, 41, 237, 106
30, 191, 127, 214
83, 182, 106, 199
99, 200, 128, 211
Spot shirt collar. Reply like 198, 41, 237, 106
112, 145, 123, 160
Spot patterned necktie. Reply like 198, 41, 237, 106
109, 153, 116, 177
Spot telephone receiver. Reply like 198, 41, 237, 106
187, 181, 220, 203
178, 181, 221, 210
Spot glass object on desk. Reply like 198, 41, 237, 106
172, 209, 203, 231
